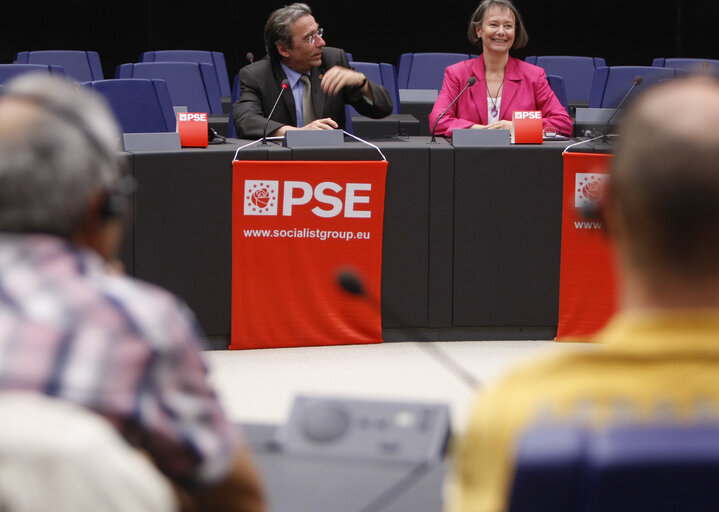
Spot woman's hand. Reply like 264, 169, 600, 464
486, 120, 513, 130
470, 120, 512, 130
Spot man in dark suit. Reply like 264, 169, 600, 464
232, 3, 393, 139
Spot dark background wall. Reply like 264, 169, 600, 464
2, 1, 716, 82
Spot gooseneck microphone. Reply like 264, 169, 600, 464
430, 76, 477, 143
261, 79, 290, 145
602, 75, 643, 142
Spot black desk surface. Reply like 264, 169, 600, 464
123, 137, 576, 345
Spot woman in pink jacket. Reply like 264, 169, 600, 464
429, 0, 573, 137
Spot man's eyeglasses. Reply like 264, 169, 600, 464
302, 28, 323, 45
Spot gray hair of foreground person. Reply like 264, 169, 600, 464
608, 77, 719, 289
0, 73, 120, 238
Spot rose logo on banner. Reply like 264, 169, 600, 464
575, 173, 608, 208
245, 180, 279, 215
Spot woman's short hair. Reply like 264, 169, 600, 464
467, 0, 529, 50
264, 3, 313, 61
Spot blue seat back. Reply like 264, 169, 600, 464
348, 61, 400, 115
586, 424, 719, 512
15, 50, 103, 82
344, 105, 354, 134
397, 52, 471, 90
528, 56, 606, 104
115, 62, 223, 114
589, 66, 677, 108
141, 50, 232, 97
509, 422, 719, 512
546, 75, 569, 114
653, 57, 719, 77
227, 72, 240, 139
507, 424, 587, 512
0, 63, 65, 83
83, 78, 176, 133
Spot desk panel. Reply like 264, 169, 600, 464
453, 143, 567, 337
243, 422, 446, 512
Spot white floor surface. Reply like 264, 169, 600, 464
205, 340, 587, 434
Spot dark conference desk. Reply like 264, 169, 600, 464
121, 136, 571, 346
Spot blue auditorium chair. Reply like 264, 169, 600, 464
397, 52, 472, 90
526, 56, 606, 106
140, 50, 232, 97
227, 72, 240, 138
507, 423, 587, 512
586, 423, 719, 512
82, 79, 176, 133
115, 62, 223, 114
348, 61, 400, 115
508, 422, 719, 512
652, 57, 719, 77
0, 63, 65, 84
588, 66, 678, 108
14, 50, 103, 82
546, 75, 569, 114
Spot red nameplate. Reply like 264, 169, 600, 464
177, 112, 208, 147
512, 111, 543, 144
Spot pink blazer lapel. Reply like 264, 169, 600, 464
467, 56, 487, 125
499, 57, 520, 119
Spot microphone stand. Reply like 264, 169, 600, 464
429, 77, 477, 143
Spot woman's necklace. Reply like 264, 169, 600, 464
486, 73, 504, 118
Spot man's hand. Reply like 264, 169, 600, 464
320, 66, 366, 96
301, 118, 339, 130
271, 117, 338, 137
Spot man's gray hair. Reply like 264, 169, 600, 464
264, 3, 313, 61
0, 73, 121, 237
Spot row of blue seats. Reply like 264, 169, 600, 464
11, 49, 231, 101
13, 50, 719, 99
4, 51, 718, 135
13, 49, 719, 100
508, 422, 719, 512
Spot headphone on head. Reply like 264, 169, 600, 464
0, 88, 135, 222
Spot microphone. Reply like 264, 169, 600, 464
261, 79, 289, 145
602, 75, 642, 142
430, 76, 477, 143
246, 52, 255, 64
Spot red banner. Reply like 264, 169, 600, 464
231, 160, 387, 349
556, 152, 617, 341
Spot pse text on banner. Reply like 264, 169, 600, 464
231, 160, 388, 349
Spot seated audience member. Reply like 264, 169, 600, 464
447, 76, 719, 512
232, 2, 393, 139
0, 392, 175, 512
429, 0, 572, 137
0, 73, 266, 512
